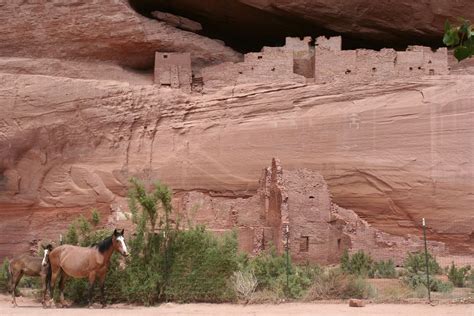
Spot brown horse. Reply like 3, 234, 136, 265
8, 244, 53, 307
48, 229, 129, 307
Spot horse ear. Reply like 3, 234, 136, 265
113, 229, 118, 235
121, 229, 124, 235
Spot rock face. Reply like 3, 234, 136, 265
1, 69, 473, 260
0, 0, 241, 70
0, 0, 473, 262
137, 0, 474, 48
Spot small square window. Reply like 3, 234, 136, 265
300, 236, 309, 252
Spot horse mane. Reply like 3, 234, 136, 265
93, 236, 113, 253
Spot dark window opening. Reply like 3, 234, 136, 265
418, 66, 422, 70
271, 67, 275, 71
163, 54, 168, 59
428, 60, 432, 64
429, 69, 435, 75
409, 67, 413, 71
238, 71, 243, 74
300, 236, 309, 252
309, 195, 315, 199
337, 238, 341, 249
257, 55, 262, 59
161, 83, 171, 87
345, 69, 351, 74
372, 67, 377, 72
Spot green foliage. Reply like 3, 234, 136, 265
305, 268, 375, 300
443, 19, 474, 61
246, 247, 319, 299
447, 263, 471, 287
91, 209, 100, 226
65, 222, 79, 245
402, 251, 450, 293
370, 260, 397, 279
340, 250, 396, 279
164, 227, 239, 302
404, 252, 441, 275
0, 259, 10, 293
402, 272, 453, 293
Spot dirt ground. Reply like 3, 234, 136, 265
1, 294, 473, 316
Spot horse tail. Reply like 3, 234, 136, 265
6, 259, 13, 293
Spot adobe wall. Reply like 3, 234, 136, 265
314, 36, 449, 83
154, 52, 192, 91
175, 159, 447, 265
283, 37, 315, 78
201, 44, 305, 91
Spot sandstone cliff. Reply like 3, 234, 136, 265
0, 0, 473, 261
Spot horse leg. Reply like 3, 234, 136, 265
40, 271, 48, 308
87, 273, 96, 308
98, 273, 106, 308
49, 268, 60, 307
58, 271, 68, 307
11, 270, 23, 307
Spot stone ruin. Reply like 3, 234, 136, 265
154, 52, 192, 91
175, 159, 446, 265
153, 36, 449, 92
314, 36, 449, 83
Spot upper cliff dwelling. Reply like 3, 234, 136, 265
154, 36, 449, 92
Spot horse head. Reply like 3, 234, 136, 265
41, 244, 53, 267
112, 229, 129, 257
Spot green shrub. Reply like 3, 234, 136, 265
404, 252, 441, 275
305, 268, 375, 300
447, 263, 471, 287
341, 250, 395, 278
247, 247, 319, 299
402, 272, 453, 293
0, 259, 9, 293
164, 227, 239, 302
370, 259, 397, 278
91, 209, 100, 226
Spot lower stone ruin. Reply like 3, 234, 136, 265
175, 159, 446, 265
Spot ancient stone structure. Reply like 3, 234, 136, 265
178, 35, 449, 91
154, 52, 192, 91
175, 159, 446, 265
314, 36, 449, 83
201, 44, 306, 91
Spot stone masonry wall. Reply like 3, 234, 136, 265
314, 36, 448, 83
154, 52, 192, 91
175, 159, 448, 265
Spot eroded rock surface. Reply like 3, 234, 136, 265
0, 70, 473, 259
0, 0, 241, 70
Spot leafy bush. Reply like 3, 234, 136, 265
443, 19, 473, 61
404, 252, 441, 275
305, 268, 375, 300
340, 250, 373, 277
247, 247, 318, 299
402, 272, 453, 293
447, 263, 471, 287
0, 259, 9, 293
340, 250, 396, 279
164, 227, 239, 302
370, 260, 397, 279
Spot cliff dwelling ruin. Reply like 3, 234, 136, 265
175, 159, 445, 265
154, 36, 449, 92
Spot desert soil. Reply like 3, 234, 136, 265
1, 294, 473, 316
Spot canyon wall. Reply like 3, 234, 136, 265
0, 0, 473, 261
1, 70, 473, 259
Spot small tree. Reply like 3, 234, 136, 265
91, 209, 100, 226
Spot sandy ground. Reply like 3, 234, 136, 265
1, 294, 473, 316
